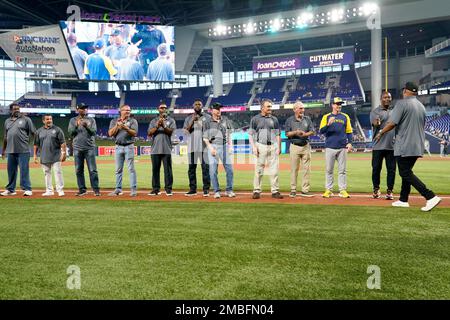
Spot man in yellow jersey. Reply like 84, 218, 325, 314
319, 97, 353, 198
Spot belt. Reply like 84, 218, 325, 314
116, 143, 133, 146
293, 141, 309, 146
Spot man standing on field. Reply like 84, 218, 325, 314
33, 115, 67, 197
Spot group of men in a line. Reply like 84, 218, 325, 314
0, 81, 441, 211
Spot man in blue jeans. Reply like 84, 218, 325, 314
1, 103, 36, 196
68, 103, 100, 196
107, 104, 138, 196
203, 103, 235, 199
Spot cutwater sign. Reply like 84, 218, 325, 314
301, 49, 354, 68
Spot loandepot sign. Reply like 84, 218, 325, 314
253, 47, 354, 73
253, 57, 300, 73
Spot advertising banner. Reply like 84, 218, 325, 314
252, 47, 354, 72
253, 56, 300, 73
233, 144, 251, 154
140, 146, 152, 155
300, 49, 354, 68
284, 102, 324, 109
98, 146, 137, 156
0, 25, 77, 76
20, 108, 71, 114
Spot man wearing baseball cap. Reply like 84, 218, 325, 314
319, 97, 353, 198
84, 38, 117, 80
68, 103, 100, 196
104, 29, 128, 66
375, 82, 441, 211
203, 103, 235, 199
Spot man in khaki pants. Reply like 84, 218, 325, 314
285, 101, 315, 198
249, 99, 283, 199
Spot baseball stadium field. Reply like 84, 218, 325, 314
0, 153, 449, 299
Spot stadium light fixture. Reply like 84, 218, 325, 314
207, 2, 380, 39
217, 24, 226, 35
361, 2, 379, 16
297, 11, 314, 26
244, 22, 255, 34
331, 9, 344, 23
270, 18, 281, 32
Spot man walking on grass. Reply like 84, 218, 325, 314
375, 82, 441, 212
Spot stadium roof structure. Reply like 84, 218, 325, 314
0, 0, 449, 72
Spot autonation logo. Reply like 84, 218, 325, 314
255, 58, 299, 72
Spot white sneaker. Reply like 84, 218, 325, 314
42, 192, 54, 196
392, 200, 410, 208
226, 191, 236, 198
58, 191, 65, 197
214, 192, 221, 199
421, 196, 441, 212
23, 190, 33, 196
1, 190, 17, 196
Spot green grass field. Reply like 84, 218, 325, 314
0, 153, 450, 299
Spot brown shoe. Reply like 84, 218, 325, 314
252, 192, 261, 199
272, 192, 284, 199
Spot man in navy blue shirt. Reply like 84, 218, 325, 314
319, 97, 353, 198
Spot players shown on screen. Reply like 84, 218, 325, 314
62, 22, 175, 81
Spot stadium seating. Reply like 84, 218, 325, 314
210, 81, 253, 106
125, 89, 172, 109
425, 114, 450, 137
431, 80, 450, 90
175, 86, 209, 108
77, 92, 120, 109
288, 73, 327, 102
17, 98, 71, 109
331, 70, 364, 101
254, 78, 286, 103
357, 114, 371, 129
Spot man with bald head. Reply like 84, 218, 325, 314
117, 45, 145, 81
370, 91, 396, 200
146, 43, 174, 81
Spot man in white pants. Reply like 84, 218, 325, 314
249, 99, 283, 199
33, 115, 67, 196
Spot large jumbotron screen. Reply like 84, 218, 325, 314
59, 21, 175, 81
